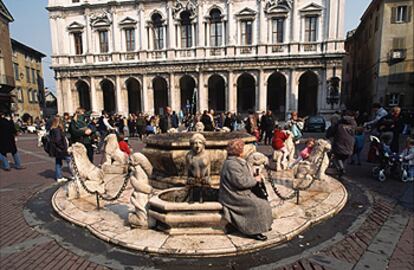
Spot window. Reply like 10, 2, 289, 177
74, 32, 83, 55
27, 89, 32, 103
393, 37, 406, 49
17, 88, 23, 103
13, 63, 19, 81
72, 0, 80, 2
31, 69, 36, 83
391, 5, 411, 23
180, 11, 192, 48
304, 16, 317, 42
388, 93, 400, 106
210, 9, 222, 47
152, 13, 164, 50
98, 30, 109, 53
125, 28, 135, 51
241, 20, 253, 45
375, 16, 379, 32
32, 90, 38, 103
272, 18, 284, 44
25, 66, 30, 83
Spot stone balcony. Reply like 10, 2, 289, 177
51, 40, 344, 68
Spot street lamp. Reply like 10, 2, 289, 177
326, 77, 340, 109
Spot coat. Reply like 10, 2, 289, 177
272, 129, 289, 150
49, 128, 69, 158
0, 118, 17, 155
219, 156, 273, 235
329, 116, 357, 157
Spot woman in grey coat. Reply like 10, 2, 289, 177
219, 139, 273, 241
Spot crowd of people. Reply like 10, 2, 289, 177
1, 103, 413, 183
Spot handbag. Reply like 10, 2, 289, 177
251, 181, 269, 200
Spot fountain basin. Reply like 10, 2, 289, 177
149, 187, 227, 235
142, 132, 256, 189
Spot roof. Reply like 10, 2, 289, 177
11, 39, 46, 59
0, 0, 13, 22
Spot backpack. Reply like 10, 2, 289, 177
41, 132, 52, 155
291, 123, 303, 141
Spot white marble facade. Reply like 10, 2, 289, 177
48, 0, 345, 118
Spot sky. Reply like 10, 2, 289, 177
4, 0, 372, 92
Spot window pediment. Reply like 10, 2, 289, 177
173, 0, 198, 20
299, 3, 323, 15
67, 21, 84, 32
119, 17, 137, 28
236, 7, 257, 19
265, 0, 292, 13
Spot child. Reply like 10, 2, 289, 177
117, 134, 131, 156
351, 127, 365, 165
289, 138, 315, 168
272, 124, 290, 167
401, 138, 414, 181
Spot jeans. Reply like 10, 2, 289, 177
408, 165, 414, 179
55, 156, 72, 180
0, 152, 22, 169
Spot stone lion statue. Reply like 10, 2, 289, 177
103, 134, 128, 167
272, 130, 295, 171
128, 152, 156, 229
167, 128, 178, 134
67, 143, 105, 199
246, 152, 269, 177
294, 139, 331, 180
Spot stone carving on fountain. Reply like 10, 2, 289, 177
67, 143, 106, 199
272, 130, 295, 171
102, 134, 128, 174
128, 152, 156, 229
142, 131, 256, 189
194, 121, 205, 132
293, 139, 331, 181
186, 133, 211, 203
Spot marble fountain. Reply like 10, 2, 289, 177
52, 132, 348, 257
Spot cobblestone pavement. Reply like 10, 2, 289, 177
0, 134, 413, 270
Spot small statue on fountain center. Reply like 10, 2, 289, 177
186, 133, 211, 203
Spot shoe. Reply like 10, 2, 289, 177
2, 167, 11, 171
251, 233, 267, 241
14, 166, 25, 170
57, 177, 68, 183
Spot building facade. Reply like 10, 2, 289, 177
0, 0, 15, 113
48, 0, 345, 118
10, 39, 46, 119
343, 0, 413, 112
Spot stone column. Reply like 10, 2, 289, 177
284, 71, 291, 118
290, 70, 299, 112
198, 72, 208, 111
115, 76, 124, 115
142, 75, 149, 114
258, 69, 266, 112
228, 71, 236, 112
64, 78, 74, 114
169, 73, 178, 112
56, 78, 64, 114
90, 77, 98, 113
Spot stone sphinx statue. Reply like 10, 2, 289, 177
102, 134, 128, 174
294, 139, 331, 181
67, 143, 106, 199
128, 152, 155, 229
186, 133, 211, 203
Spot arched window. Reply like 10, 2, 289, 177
152, 13, 164, 50
210, 9, 222, 47
180, 11, 192, 48
27, 89, 32, 103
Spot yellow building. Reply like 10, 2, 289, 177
344, 0, 413, 112
10, 39, 46, 119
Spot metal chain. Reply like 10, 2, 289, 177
69, 152, 131, 201
266, 167, 297, 201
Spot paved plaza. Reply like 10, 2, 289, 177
0, 134, 413, 270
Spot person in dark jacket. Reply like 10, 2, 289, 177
50, 116, 72, 182
69, 108, 94, 162
159, 106, 178, 133
326, 111, 357, 176
200, 110, 214, 131
219, 139, 273, 241
377, 106, 404, 153
0, 112, 24, 171
261, 110, 275, 145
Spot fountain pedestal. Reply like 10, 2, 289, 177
149, 187, 227, 235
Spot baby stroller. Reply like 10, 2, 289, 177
370, 136, 403, 182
